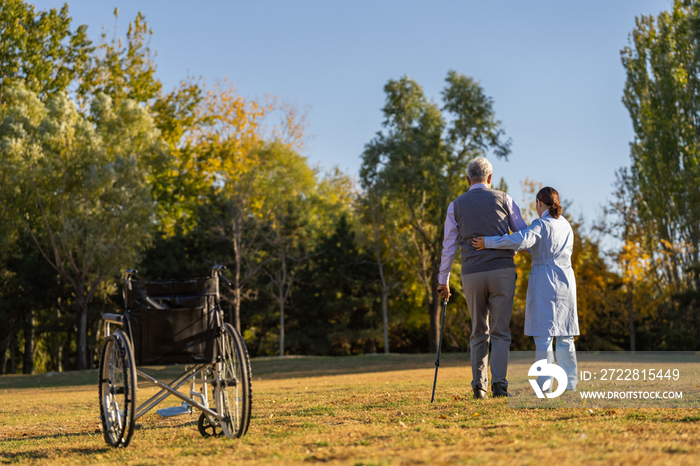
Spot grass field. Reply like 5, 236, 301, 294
1, 353, 699, 465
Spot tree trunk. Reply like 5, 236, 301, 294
381, 288, 389, 354
428, 264, 441, 353
233, 284, 242, 331
88, 318, 101, 370
57, 344, 63, 372
0, 319, 11, 375
374, 233, 390, 353
370, 199, 391, 354
627, 281, 636, 353
429, 290, 440, 353
279, 296, 285, 357
56, 335, 63, 372
55, 307, 62, 372
232, 219, 242, 330
75, 295, 88, 370
23, 309, 35, 374
278, 233, 287, 358
63, 325, 73, 372
9, 323, 16, 374
0, 339, 6, 375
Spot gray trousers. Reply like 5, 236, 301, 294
461, 267, 517, 390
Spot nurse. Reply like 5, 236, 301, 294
472, 187, 579, 391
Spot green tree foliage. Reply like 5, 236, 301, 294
5, 0, 700, 374
570, 224, 628, 351
620, 0, 700, 349
178, 81, 308, 330
290, 215, 381, 355
357, 188, 396, 354
148, 79, 203, 232
0, 85, 158, 369
0, 233, 66, 374
0, 1, 92, 338
360, 71, 511, 352
260, 145, 317, 356
76, 8, 161, 106
0, 0, 91, 100
621, 0, 700, 292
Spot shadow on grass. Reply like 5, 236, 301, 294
0, 450, 49, 462
4, 419, 199, 444
1, 445, 111, 462
4, 430, 103, 443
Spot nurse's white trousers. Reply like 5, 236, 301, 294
533, 335, 577, 391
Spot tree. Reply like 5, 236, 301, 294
570, 224, 629, 351
0, 1, 93, 370
75, 8, 161, 108
182, 81, 307, 331
290, 215, 381, 355
0, 231, 66, 374
356, 175, 410, 355
260, 145, 316, 356
360, 71, 511, 351
621, 0, 700, 294
149, 78, 203, 234
602, 169, 658, 351
363, 187, 393, 353
0, 0, 91, 101
0, 85, 158, 369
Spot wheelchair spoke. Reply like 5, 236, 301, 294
211, 323, 251, 439
114, 400, 123, 430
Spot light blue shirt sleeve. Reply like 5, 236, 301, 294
506, 194, 528, 232
438, 202, 458, 285
484, 220, 545, 251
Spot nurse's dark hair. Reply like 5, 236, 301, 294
537, 187, 562, 219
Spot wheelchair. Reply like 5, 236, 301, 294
98, 265, 252, 447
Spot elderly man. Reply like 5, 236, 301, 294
437, 157, 527, 399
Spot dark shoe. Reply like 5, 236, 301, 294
473, 387, 488, 399
491, 383, 510, 398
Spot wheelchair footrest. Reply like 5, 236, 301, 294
157, 403, 191, 418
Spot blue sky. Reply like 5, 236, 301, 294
34, 0, 672, 223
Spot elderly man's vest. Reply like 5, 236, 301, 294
453, 187, 515, 275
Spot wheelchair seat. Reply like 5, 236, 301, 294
125, 277, 219, 365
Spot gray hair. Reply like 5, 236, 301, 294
467, 157, 493, 181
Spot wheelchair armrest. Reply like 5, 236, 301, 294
102, 313, 124, 326
103, 313, 126, 339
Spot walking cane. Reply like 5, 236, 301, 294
430, 297, 448, 403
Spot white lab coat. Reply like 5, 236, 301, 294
484, 210, 579, 336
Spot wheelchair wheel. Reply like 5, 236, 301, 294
98, 329, 137, 447
217, 323, 252, 439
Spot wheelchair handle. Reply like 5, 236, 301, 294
125, 268, 138, 290
211, 265, 231, 286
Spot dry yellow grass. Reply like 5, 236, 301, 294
1, 353, 699, 465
